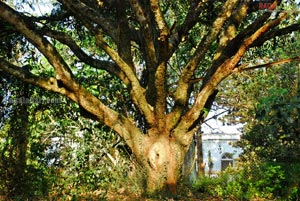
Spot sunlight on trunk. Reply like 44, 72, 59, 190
143, 136, 186, 195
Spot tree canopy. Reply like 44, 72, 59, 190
1, 0, 300, 194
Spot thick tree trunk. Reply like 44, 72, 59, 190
182, 137, 197, 184
196, 132, 205, 176
141, 135, 187, 195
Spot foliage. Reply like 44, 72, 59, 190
217, 28, 300, 121
240, 89, 300, 162
47, 121, 135, 199
226, 41, 300, 162
1, 0, 300, 195
193, 159, 299, 200
214, 61, 300, 200
0, 77, 137, 199
233, 80, 300, 200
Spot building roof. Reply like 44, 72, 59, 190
202, 133, 241, 141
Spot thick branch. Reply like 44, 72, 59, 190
215, 0, 251, 59
204, 8, 273, 85
251, 23, 300, 47
116, 0, 135, 70
167, 0, 238, 132
168, 0, 207, 54
41, 27, 129, 84
174, 12, 287, 144
95, 32, 156, 127
154, 61, 167, 132
58, 0, 119, 42
148, 1, 171, 132
150, 0, 169, 41
129, 0, 160, 110
234, 56, 300, 72
129, 0, 158, 68
0, 58, 145, 159
175, 0, 238, 103
0, 58, 77, 101
0, 2, 75, 89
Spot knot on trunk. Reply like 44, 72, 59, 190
147, 139, 168, 171
144, 136, 181, 195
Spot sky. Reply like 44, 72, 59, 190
201, 108, 243, 134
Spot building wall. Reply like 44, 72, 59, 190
202, 133, 242, 175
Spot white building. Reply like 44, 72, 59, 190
201, 107, 243, 175
183, 107, 244, 181
183, 131, 242, 182
202, 132, 242, 175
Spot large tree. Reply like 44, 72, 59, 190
1, 0, 300, 194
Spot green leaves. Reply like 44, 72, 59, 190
241, 85, 300, 163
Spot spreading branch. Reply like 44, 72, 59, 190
94, 31, 156, 127
150, 0, 169, 42
0, 2, 146, 157
168, 0, 207, 54
116, 0, 135, 69
0, 58, 77, 101
167, 0, 239, 133
251, 23, 300, 47
57, 0, 119, 42
175, 12, 287, 141
0, 57, 145, 158
41, 27, 129, 84
234, 56, 300, 72
205, 4, 275, 84
129, 0, 158, 68
149, 0, 170, 132
0, 2, 75, 88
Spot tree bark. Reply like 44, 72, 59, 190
182, 136, 197, 184
0, 0, 296, 196
141, 134, 187, 195
196, 132, 205, 177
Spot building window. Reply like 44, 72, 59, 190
221, 153, 233, 171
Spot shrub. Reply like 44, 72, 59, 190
193, 162, 297, 200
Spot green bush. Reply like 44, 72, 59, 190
193, 162, 299, 200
